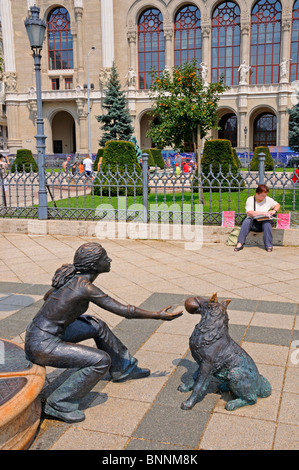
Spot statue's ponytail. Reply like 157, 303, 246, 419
51, 263, 77, 289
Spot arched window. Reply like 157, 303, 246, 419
174, 5, 201, 67
290, 0, 299, 81
138, 9, 165, 89
250, 0, 281, 84
218, 113, 238, 147
253, 113, 277, 148
211, 2, 240, 86
47, 7, 73, 70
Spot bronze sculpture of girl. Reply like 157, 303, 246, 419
25, 242, 182, 423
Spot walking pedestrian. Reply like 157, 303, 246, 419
83, 154, 93, 177
62, 156, 71, 172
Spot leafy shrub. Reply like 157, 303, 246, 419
94, 140, 144, 197
232, 148, 242, 168
149, 148, 165, 169
249, 146, 274, 171
195, 139, 243, 192
11, 149, 38, 173
142, 149, 155, 166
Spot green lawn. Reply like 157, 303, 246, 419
50, 188, 299, 213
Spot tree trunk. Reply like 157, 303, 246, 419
196, 126, 205, 205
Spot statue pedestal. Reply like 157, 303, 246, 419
0, 339, 45, 450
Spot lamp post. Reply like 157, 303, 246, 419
86, 47, 96, 156
24, 6, 47, 220
244, 126, 248, 166
258, 152, 266, 184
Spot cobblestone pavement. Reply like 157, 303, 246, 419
0, 232, 298, 450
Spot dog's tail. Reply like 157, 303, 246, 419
258, 375, 272, 398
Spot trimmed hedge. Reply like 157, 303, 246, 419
142, 149, 155, 166
11, 149, 38, 173
201, 139, 238, 173
148, 148, 165, 169
250, 146, 274, 171
142, 149, 165, 168
198, 139, 242, 192
232, 148, 242, 168
94, 140, 143, 197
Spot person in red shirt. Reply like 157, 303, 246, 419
183, 162, 189, 173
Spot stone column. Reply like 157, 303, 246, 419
101, 0, 114, 68
238, 111, 247, 150
164, 27, 173, 71
75, 86, 88, 153
0, 0, 21, 152
74, 6, 84, 84
127, 30, 137, 72
280, 17, 292, 84
1, 0, 16, 72
5, 100, 22, 152
240, 22, 250, 66
278, 17, 292, 145
201, 25, 211, 81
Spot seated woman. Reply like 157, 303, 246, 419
234, 184, 280, 253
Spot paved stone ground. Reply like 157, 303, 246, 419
0, 232, 298, 450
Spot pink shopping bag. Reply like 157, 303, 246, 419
222, 211, 235, 227
276, 213, 290, 229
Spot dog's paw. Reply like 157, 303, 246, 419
178, 383, 190, 393
225, 401, 237, 411
181, 400, 193, 410
177, 380, 194, 393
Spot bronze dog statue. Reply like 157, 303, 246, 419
178, 293, 271, 411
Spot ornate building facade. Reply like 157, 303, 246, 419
0, 0, 299, 156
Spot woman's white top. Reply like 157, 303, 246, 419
245, 195, 278, 215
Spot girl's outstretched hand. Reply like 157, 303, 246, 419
158, 306, 183, 321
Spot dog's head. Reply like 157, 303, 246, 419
185, 293, 231, 319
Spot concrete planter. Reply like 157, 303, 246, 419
0, 339, 45, 450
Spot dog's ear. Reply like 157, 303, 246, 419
221, 299, 231, 309
209, 293, 218, 304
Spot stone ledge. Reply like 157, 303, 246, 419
0, 218, 298, 246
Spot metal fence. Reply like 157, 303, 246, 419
0, 154, 298, 227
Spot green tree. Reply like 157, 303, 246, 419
288, 96, 299, 152
97, 63, 134, 146
94, 140, 143, 197
200, 139, 242, 191
250, 146, 274, 171
11, 149, 38, 173
146, 59, 228, 155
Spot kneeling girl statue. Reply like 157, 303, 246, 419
25, 242, 182, 423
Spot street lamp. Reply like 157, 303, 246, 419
24, 6, 47, 220
244, 126, 248, 166
258, 152, 266, 184
86, 47, 96, 156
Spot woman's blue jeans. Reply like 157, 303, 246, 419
237, 218, 273, 248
